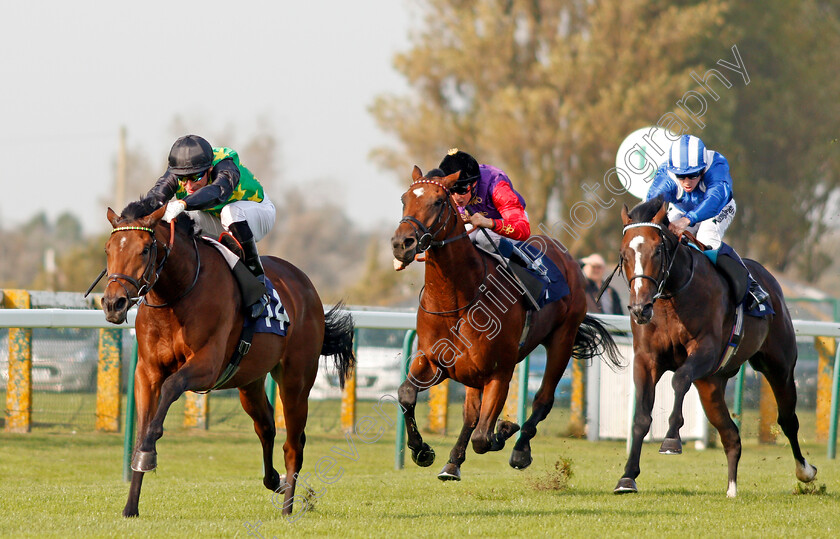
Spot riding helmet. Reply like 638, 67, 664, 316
667, 135, 707, 176
168, 135, 213, 175
439, 148, 480, 189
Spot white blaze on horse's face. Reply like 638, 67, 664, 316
412, 187, 425, 198
629, 235, 646, 295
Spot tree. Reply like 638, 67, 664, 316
372, 0, 840, 280
371, 0, 729, 256
707, 0, 840, 276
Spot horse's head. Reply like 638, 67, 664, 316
391, 165, 463, 271
620, 196, 676, 324
101, 201, 168, 324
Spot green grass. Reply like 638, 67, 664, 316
1, 399, 838, 538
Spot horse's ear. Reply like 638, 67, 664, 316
440, 170, 461, 189
412, 165, 423, 182
654, 201, 668, 224
142, 203, 168, 227
621, 204, 631, 225
107, 208, 121, 228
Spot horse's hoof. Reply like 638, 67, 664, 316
614, 477, 638, 494
264, 469, 282, 491
437, 462, 461, 481
497, 420, 521, 440
659, 438, 682, 455
796, 460, 818, 483
131, 450, 157, 472
122, 507, 139, 518
509, 448, 532, 470
411, 443, 435, 467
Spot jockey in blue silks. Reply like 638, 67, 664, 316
645, 134, 769, 311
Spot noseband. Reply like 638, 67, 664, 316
399, 179, 469, 252
622, 222, 693, 302
107, 221, 200, 308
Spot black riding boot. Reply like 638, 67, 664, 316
229, 222, 269, 319
747, 279, 770, 311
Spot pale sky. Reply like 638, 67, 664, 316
0, 1, 414, 235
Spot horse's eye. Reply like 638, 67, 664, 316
142, 245, 150, 256
434, 199, 444, 207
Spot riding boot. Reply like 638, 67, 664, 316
229, 222, 270, 319
747, 279, 770, 311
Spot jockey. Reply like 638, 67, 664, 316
143, 135, 274, 318
438, 148, 545, 306
645, 134, 769, 310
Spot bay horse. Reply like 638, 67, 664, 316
614, 196, 817, 496
391, 166, 622, 480
101, 199, 355, 517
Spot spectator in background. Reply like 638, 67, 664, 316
581, 254, 623, 315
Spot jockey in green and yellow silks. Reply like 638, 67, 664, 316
143, 135, 276, 318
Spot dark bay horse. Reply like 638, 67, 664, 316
391, 166, 622, 480
101, 200, 354, 517
614, 196, 817, 496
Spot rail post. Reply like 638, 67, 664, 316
95, 328, 122, 432
4, 289, 32, 433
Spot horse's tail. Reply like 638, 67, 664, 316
321, 301, 356, 389
572, 314, 624, 370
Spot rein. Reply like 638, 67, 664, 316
621, 222, 694, 302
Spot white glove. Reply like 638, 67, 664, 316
162, 200, 186, 222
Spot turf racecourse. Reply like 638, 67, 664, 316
1, 403, 838, 538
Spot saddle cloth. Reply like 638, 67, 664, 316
497, 238, 570, 308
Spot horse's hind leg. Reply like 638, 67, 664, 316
275, 364, 313, 517
694, 378, 742, 497
511, 330, 575, 469
398, 354, 442, 468
239, 376, 281, 491
751, 355, 817, 483
438, 386, 481, 481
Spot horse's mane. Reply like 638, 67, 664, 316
425, 167, 446, 179
628, 195, 670, 226
119, 198, 198, 238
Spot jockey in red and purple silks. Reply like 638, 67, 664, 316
438, 149, 546, 305
438, 148, 530, 242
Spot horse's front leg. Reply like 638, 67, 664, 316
123, 364, 162, 517
438, 386, 481, 481
470, 373, 517, 455
615, 355, 657, 494
660, 350, 710, 455
132, 357, 219, 474
398, 352, 443, 468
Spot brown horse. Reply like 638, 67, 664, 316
101, 199, 354, 517
614, 196, 817, 496
391, 166, 621, 480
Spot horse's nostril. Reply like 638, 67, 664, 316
404, 237, 416, 249
115, 297, 128, 311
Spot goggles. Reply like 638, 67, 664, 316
675, 171, 702, 180
178, 171, 207, 183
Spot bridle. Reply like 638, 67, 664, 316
621, 222, 694, 303
106, 220, 201, 309
399, 178, 487, 315
399, 179, 470, 252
